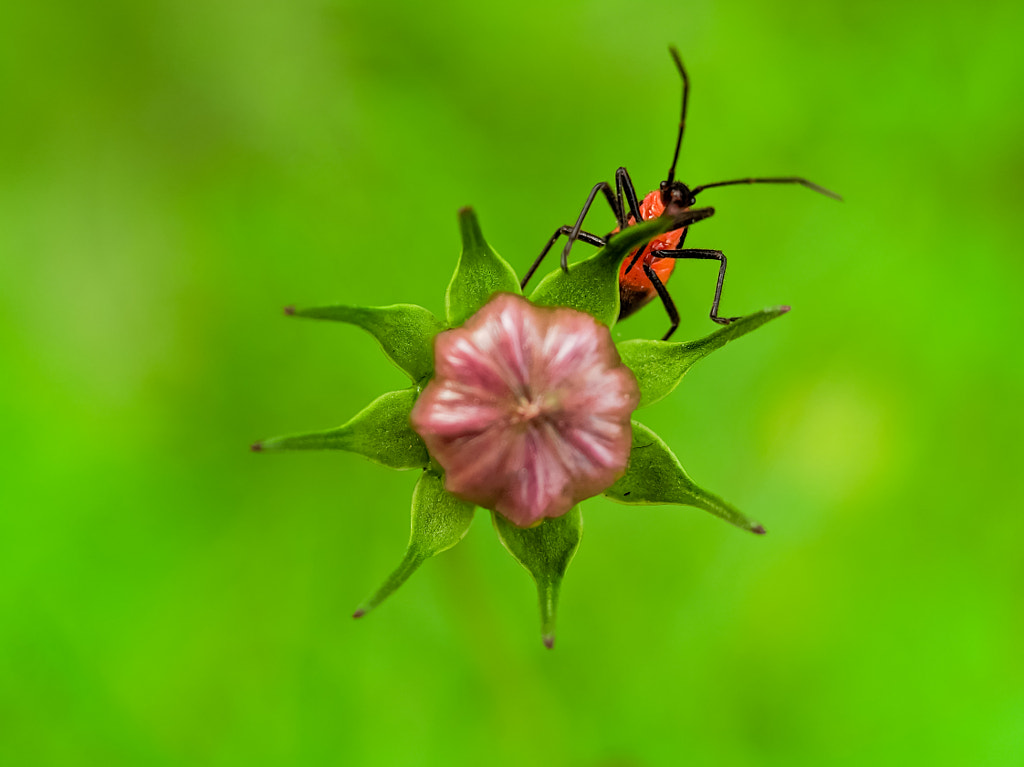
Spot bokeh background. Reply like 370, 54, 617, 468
2, 0, 1022, 764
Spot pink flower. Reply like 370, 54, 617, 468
410, 293, 639, 527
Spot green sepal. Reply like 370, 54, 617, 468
446, 207, 521, 327
286, 303, 445, 384
492, 506, 583, 649
353, 470, 475, 618
617, 306, 790, 408
528, 207, 715, 325
604, 421, 766, 535
253, 388, 428, 470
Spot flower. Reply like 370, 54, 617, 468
253, 207, 784, 646
410, 293, 639, 528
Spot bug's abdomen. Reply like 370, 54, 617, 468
616, 191, 686, 320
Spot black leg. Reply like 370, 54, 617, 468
643, 262, 680, 341
520, 226, 606, 289
559, 182, 622, 273
652, 248, 740, 325
615, 167, 643, 224
622, 205, 716, 276
611, 167, 643, 277
676, 224, 690, 249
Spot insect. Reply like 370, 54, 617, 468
519, 47, 840, 340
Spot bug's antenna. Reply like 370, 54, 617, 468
691, 177, 843, 201
665, 46, 689, 185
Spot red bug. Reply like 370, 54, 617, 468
520, 47, 840, 340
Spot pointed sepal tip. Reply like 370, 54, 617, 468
351, 473, 475, 619
606, 422, 767, 534
492, 508, 581, 652
447, 207, 521, 327
617, 304, 793, 409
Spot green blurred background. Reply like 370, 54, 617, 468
2, 0, 1022, 764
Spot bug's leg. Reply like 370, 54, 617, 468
623, 206, 716, 276
654, 248, 741, 325
614, 167, 643, 225
560, 182, 621, 273
643, 262, 680, 341
520, 227, 606, 289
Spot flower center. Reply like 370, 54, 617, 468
511, 390, 562, 426
512, 394, 541, 424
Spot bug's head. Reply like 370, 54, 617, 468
660, 179, 696, 214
